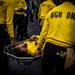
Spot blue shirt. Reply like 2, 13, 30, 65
25, 1, 30, 15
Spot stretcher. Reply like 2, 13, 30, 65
4, 40, 40, 66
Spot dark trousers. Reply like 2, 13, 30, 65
30, 12, 34, 21
24, 14, 29, 35
36, 9, 38, 20
41, 42, 75, 75
0, 24, 10, 74
13, 14, 24, 40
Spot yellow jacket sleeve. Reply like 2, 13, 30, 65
0, 0, 16, 38
37, 13, 49, 49
6, 0, 16, 37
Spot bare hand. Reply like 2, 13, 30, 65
10, 38, 16, 45
36, 49, 43, 58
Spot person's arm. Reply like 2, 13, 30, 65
36, 12, 49, 57
6, 0, 16, 45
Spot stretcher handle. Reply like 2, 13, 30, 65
4, 45, 40, 60
16, 56, 41, 66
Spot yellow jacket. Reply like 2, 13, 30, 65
23, 35, 45, 56
37, 2, 75, 49
38, 0, 56, 20
0, 0, 15, 37
15, 0, 27, 15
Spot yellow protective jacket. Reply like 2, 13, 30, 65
15, 0, 27, 15
0, 0, 15, 37
38, 0, 56, 20
37, 1, 75, 49
23, 35, 45, 56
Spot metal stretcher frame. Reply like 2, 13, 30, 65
4, 40, 40, 66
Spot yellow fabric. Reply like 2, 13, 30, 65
27, 41, 37, 56
23, 35, 44, 56
37, 2, 75, 49
23, 40, 37, 56
38, 0, 56, 20
36, 35, 40, 38
15, 0, 27, 15
0, 0, 15, 37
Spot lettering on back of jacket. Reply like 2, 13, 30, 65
51, 11, 75, 20
42, 3, 50, 8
